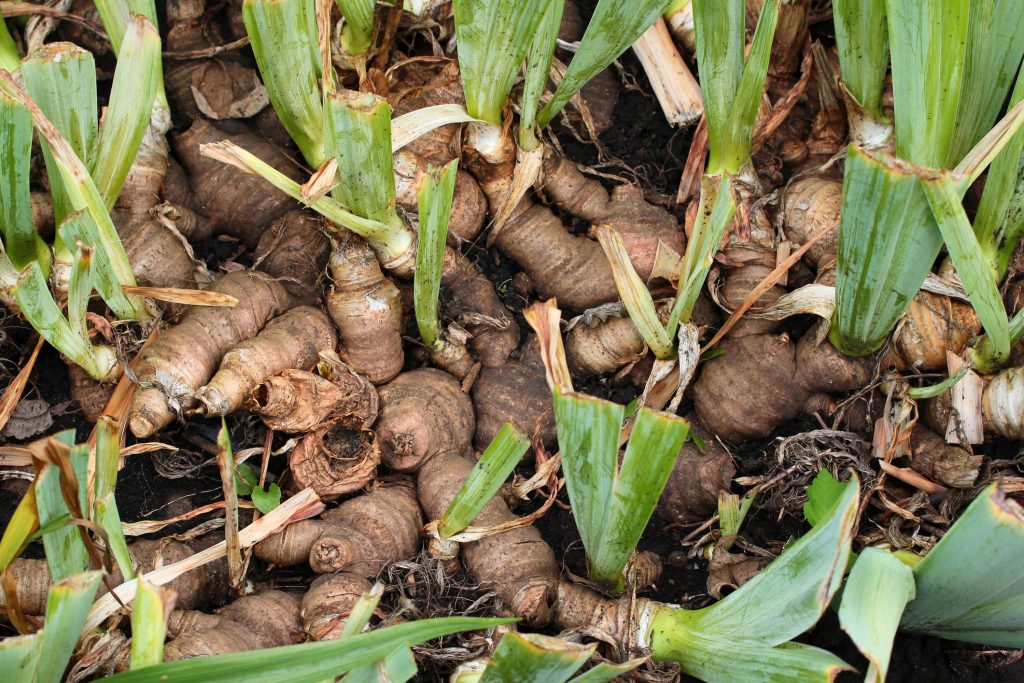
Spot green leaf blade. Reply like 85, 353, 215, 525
415, 161, 458, 349
900, 484, 1024, 645
438, 422, 530, 539
839, 547, 916, 682
589, 408, 688, 588
886, 0, 969, 168
833, 0, 889, 120
244, 0, 325, 166
830, 145, 942, 356
103, 617, 512, 683
552, 390, 624, 565
33, 571, 103, 683
92, 15, 161, 207
684, 476, 859, 644
538, 0, 671, 130
479, 633, 593, 683
453, 0, 552, 124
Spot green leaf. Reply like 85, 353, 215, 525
722, 0, 779, 172
570, 660, 646, 683
415, 160, 458, 349
519, 0, 564, 148
130, 580, 166, 669
0, 485, 37, 573
669, 174, 736, 332
32, 571, 103, 683
649, 629, 852, 683
839, 548, 915, 683
34, 464, 88, 582
947, 0, 1024, 165
886, 0, 969, 169
21, 43, 97, 225
244, 0, 325, 166
683, 476, 858, 644
0, 18, 19, 73
14, 260, 113, 379
832, 0, 889, 120
0, 633, 38, 683
95, 493, 135, 581
326, 91, 401, 227
905, 365, 970, 399
104, 617, 512, 683
596, 225, 674, 359
588, 407, 689, 589
251, 483, 282, 515
803, 470, 846, 527
340, 585, 382, 638
921, 173, 1010, 369
94, 416, 120, 504
830, 145, 941, 356
900, 483, 1024, 646
92, 15, 161, 207
0, 91, 49, 273
336, 0, 375, 56
537, 0, 671, 130
57, 209, 142, 325
453, 0, 553, 124
692, 0, 779, 173
199, 141, 415, 271
340, 645, 417, 683
480, 633, 593, 683
974, 70, 1024, 279
438, 422, 530, 539
552, 390, 624, 568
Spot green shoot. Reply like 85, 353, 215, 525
130, 580, 168, 669
340, 646, 417, 683
553, 392, 689, 591
100, 617, 512, 682
341, 584, 384, 638
664, 0, 778, 334
536, 1, 673, 130
1, 71, 148, 320
14, 252, 118, 381
596, 225, 674, 360
453, 0, 552, 126
337, 0, 375, 56
0, 90, 49, 274
244, 0, 324, 166
887, 0, 969, 168
326, 91, 403, 228
693, 0, 779, 175
324, 90, 418, 270
922, 173, 1010, 370
436, 423, 530, 540
0, 485, 38, 573
415, 161, 459, 350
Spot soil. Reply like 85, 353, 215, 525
1, 2, 1022, 682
